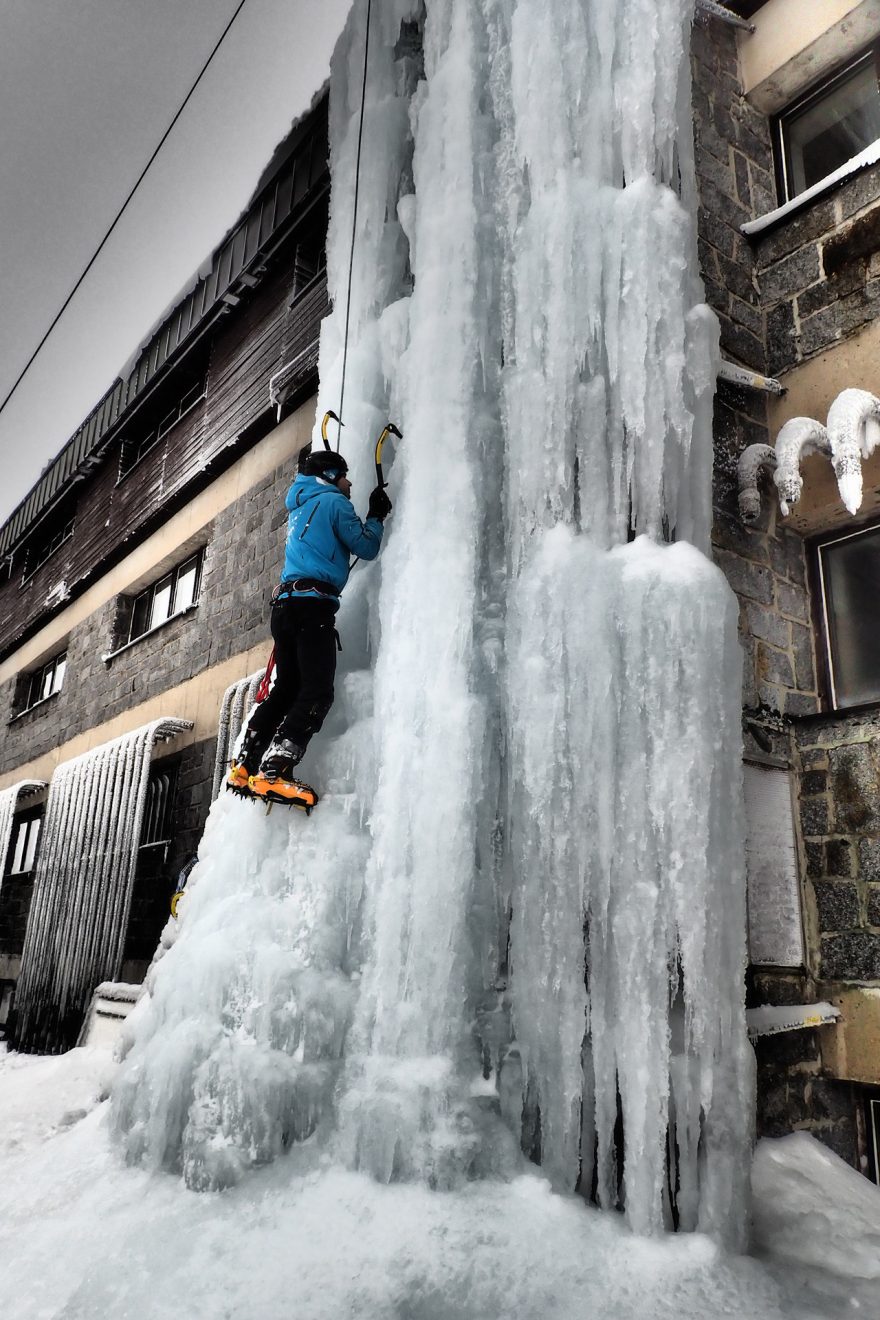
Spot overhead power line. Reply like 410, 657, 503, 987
0, 0, 252, 425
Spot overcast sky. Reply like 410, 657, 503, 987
0, 0, 350, 524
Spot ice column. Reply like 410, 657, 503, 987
12, 719, 190, 1053
337, 0, 507, 1183
499, 0, 750, 1247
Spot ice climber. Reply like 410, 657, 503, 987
228, 447, 392, 802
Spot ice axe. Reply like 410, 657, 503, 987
321, 409, 343, 451
374, 422, 402, 488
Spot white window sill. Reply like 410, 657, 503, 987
9, 688, 61, 723
102, 602, 199, 664
742, 139, 880, 238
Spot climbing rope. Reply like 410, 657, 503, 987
336, 0, 374, 446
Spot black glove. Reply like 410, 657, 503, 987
368, 485, 392, 522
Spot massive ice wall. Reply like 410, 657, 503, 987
113, 0, 752, 1247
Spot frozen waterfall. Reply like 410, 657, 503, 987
112, 0, 752, 1248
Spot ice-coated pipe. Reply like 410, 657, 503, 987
210, 670, 264, 800
772, 416, 831, 517
736, 443, 777, 524
826, 387, 880, 515
12, 718, 190, 1053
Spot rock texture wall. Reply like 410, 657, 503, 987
694, 12, 878, 1172
0, 461, 292, 776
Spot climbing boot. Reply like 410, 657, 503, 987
248, 739, 317, 813
256, 737, 305, 783
226, 729, 267, 796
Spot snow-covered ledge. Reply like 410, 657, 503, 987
746, 1002, 840, 1039
738, 387, 880, 524
742, 140, 880, 238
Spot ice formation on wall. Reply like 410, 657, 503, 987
13, 719, 190, 1054
739, 387, 880, 522
113, 0, 751, 1247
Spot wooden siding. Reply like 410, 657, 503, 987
0, 265, 329, 661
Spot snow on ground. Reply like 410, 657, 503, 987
752, 1131, 880, 1315
1, 1044, 876, 1320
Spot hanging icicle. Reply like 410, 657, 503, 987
11, 718, 191, 1054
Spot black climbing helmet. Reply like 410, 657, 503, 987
302, 450, 349, 485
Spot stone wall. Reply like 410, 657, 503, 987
694, 12, 875, 1174
0, 462, 292, 776
118, 736, 217, 984
692, 16, 774, 373
754, 162, 880, 374
796, 713, 880, 982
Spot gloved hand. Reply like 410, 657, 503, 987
368, 485, 393, 521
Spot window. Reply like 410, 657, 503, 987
5, 809, 42, 877
138, 765, 176, 856
22, 505, 75, 581
129, 551, 202, 643
21, 651, 66, 712
778, 49, 880, 202
119, 376, 207, 479
816, 522, 880, 709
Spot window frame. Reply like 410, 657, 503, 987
4, 806, 43, 880
117, 377, 207, 482
15, 650, 67, 717
20, 512, 75, 585
126, 549, 204, 646
775, 44, 880, 204
813, 518, 880, 713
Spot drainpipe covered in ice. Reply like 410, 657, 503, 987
826, 387, 880, 515
737, 388, 880, 523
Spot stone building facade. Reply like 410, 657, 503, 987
697, 0, 880, 1174
0, 102, 331, 1047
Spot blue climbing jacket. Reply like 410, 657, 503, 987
280, 474, 384, 599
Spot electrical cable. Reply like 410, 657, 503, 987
336, 0, 373, 445
0, 0, 252, 425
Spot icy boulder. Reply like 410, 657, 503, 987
753, 1132, 880, 1313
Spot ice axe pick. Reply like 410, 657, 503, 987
375, 422, 402, 488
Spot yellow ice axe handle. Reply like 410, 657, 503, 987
321, 409, 343, 452
375, 422, 402, 488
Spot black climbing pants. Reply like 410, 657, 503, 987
248, 598, 338, 755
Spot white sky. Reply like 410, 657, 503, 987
0, 0, 351, 525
